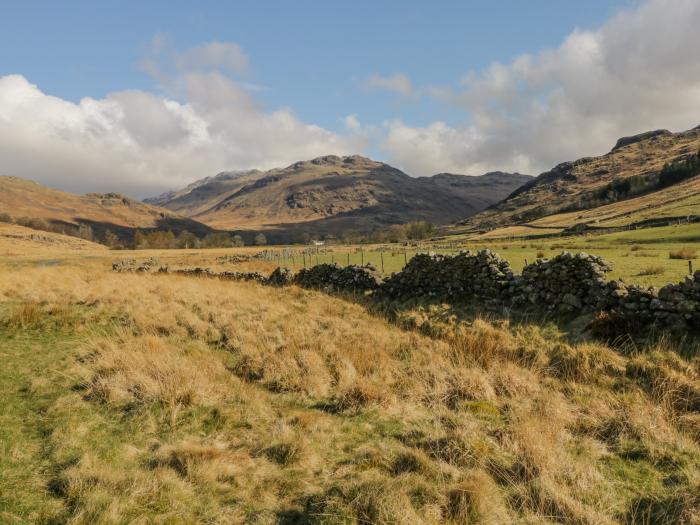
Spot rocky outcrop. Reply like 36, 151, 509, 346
611, 129, 672, 152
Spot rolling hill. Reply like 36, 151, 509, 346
456, 125, 700, 238
0, 176, 212, 242
146, 155, 531, 236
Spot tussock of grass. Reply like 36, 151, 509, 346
636, 265, 666, 276
1, 263, 700, 523
669, 247, 698, 260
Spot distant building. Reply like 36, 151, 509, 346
313, 240, 325, 246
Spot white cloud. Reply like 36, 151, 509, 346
363, 73, 413, 96
376, 0, 700, 176
343, 114, 360, 131
0, 43, 361, 197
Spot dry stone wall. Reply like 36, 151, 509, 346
377, 250, 517, 304
517, 252, 612, 313
602, 273, 700, 330
113, 250, 700, 333
294, 263, 381, 294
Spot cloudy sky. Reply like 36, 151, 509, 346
1, 0, 699, 197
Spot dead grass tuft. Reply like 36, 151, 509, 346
669, 247, 697, 260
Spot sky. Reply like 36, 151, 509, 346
1, 0, 699, 197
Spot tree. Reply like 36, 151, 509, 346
77, 223, 94, 241
386, 224, 407, 243
404, 221, 436, 241
232, 235, 244, 247
254, 233, 267, 246
133, 230, 149, 249
177, 231, 198, 249
103, 230, 121, 249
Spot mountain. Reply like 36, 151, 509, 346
147, 155, 531, 237
0, 176, 213, 241
144, 170, 261, 208
458, 125, 700, 233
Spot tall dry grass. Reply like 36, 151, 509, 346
1, 260, 699, 523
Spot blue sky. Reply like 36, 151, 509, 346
1, 1, 628, 131
1, 0, 698, 196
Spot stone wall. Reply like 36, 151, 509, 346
517, 252, 612, 313
377, 250, 517, 304
602, 274, 700, 330
113, 251, 700, 332
294, 263, 381, 294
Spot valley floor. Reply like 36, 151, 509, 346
1, 248, 700, 524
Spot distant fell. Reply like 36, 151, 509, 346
0, 175, 213, 242
459, 125, 700, 231
148, 155, 531, 237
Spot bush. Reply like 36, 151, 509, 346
669, 248, 697, 260
0, 212, 13, 223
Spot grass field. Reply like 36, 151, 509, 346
1, 232, 700, 524
241, 224, 700, 288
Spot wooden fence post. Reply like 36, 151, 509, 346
690, 260, 694, 275
361, 249, 364, 266
381, 251, 384, 274
303, 254, 306, 268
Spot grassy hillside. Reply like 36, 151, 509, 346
147, 156, 531, 236
0, 176, 212, 242
0, 222, 107, 257
460, 126, 700, 233
1, 243, 700, 523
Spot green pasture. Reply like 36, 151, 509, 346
265, 223, 700, 287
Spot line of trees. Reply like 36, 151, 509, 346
336, 221, 438, 244
1, 209, 436, 249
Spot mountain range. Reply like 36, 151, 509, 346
2, 124, 699, 246
145, 155, 531, 238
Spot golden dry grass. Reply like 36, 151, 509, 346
1, 253, 700, 524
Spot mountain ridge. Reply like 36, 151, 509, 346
459, 125, 700, 232
146, 155, 532, 236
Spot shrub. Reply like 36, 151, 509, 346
637, 265, 665, 276
0, 212, 13, 223
669, 248, 697, 260
536, 250, 545, 259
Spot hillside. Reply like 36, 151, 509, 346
147, 156, 531, 236
459, 125, 700, 234
0, 176, 212, 241
0, 221, 107, 256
